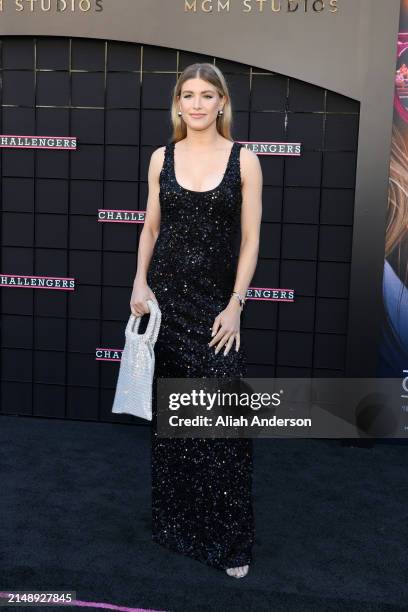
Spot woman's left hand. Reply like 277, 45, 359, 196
208, 299, 242, 356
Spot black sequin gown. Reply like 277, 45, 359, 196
147, 140, 255, 570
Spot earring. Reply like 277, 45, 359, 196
218, 109, 224, 116
178, 111, 182, 116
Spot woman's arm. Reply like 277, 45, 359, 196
130, 146, 164, 316
134, 146, 164, 284
229, 146, 263, 309
209, 146, 263, 354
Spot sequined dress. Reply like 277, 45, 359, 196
147, 140, 255, 570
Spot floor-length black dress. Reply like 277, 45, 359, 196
147, 139, 255, 570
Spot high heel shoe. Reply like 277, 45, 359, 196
226, 565, 249, 578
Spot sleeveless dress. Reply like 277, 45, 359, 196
147, 140, 255, 570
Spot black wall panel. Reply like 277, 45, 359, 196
0, 37, 360, 422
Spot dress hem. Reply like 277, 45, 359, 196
151, 532, 252, 571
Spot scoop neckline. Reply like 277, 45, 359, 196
171, 141, 236, 195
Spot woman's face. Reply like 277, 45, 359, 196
177, 77, 224, 130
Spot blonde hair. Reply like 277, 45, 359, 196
170, 63, 233, 143
384, 121, 408, 347
386, 123, 408, 259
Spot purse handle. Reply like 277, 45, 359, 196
144, 299, 161, 346
126, 299, 161, 346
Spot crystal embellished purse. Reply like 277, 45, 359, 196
112, 299, 162, 421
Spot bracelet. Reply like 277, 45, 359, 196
231, 291, 246, 310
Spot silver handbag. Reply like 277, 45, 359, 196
112, 299, 162, 421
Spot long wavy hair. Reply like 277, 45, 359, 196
383, 120, 408, 354
170, 63, 233, 143
386, 122, 408, 266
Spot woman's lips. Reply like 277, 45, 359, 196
191, 114, 205, 118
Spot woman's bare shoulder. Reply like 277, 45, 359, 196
239, 144, 258, 159
149, 145, 167, 178
238, 145, 263, 195
151, 145, 166, 163
239, 144, 262, 172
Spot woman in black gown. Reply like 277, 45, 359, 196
130, 63, 262, 578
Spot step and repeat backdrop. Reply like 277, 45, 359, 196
0, 36, 360, 421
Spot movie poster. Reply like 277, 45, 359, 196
378, 0, 408, 377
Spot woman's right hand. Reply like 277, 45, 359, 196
130, 278, 158, 317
